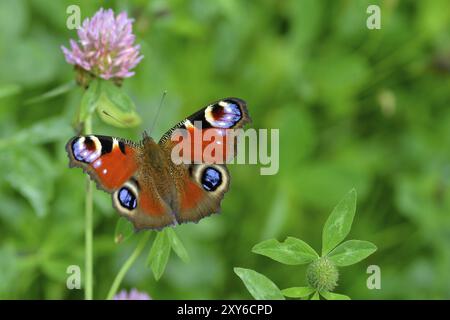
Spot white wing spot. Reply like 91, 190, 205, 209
93, 159, 102, 168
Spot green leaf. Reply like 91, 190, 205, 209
252, 237, 319, 265
0, 0, 27, 40
322, 189, 357, 255
234, 268, 285, 300
166, 228, 190, 263
0, 245, 19, 295
310, 291, 320, 300
25, 80, 76, 105
0, 35, 59, 86
328, 240, 377, 266
282, 286, 315, 298
96, 80, 141, 128
0, 117, 72, 150
41, 259, 70, 282
114, 218, 134, 244
3, 147, 55, 216
0, 84, 21, 99
320, 291, 351, 300
146, 229, 171, 281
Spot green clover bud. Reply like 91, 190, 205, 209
306, 257, 339, 292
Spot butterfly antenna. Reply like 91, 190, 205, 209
101, 110, 128, 127
148, 90, 167, 136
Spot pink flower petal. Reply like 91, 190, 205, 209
61, 7, 143, 79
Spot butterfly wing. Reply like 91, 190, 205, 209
66, 135, 138, 192
158, 97, 250, 224
66, 135, 176, 230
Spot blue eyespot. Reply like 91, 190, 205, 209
201, 167, 222, 192
71, 136, 101, 163
118, 187, 137, 210
208, 102, 242, 128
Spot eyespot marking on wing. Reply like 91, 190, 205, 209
201, 167, 222, 191
113, 180, 139, 212
71, 136, 102, 163
118, 187, 138, 210
205, 100, 242, 128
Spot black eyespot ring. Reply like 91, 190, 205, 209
201, 167, 222, 192
118, 187, 137, 210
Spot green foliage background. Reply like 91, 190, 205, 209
0, 0, 449, 299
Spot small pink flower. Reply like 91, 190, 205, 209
61, 8, 143, 80
113, 288, 151, 300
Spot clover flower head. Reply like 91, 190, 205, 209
113, 288, 151, 300
61, 8, 143, 80
306, 257, 339, 292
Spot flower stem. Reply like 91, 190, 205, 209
84, 116, 94, 300
106, 232, 151, 300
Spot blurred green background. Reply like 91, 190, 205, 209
0, 0, 449, 299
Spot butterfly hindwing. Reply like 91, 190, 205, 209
176, 164, 230, 223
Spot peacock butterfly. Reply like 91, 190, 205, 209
66, 97, 251, 230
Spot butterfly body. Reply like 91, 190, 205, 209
66, 98, 250, 230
